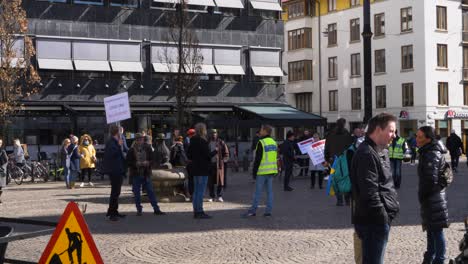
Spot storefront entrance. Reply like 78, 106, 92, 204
435, 120, 452, 143
399, 120, 418, 138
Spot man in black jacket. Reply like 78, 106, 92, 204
446, 129, 463, 172
350, 113, 400, 264
281, 131, 296, 191
103, 125, 127, 221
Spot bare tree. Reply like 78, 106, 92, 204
0, 0, 40, 120
160, 0, 203, 130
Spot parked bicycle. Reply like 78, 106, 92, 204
7, 160, 24, 185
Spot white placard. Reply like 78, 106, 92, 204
104, 92, 131, 124
297, 138, 315, 154
307, 139, 326, 166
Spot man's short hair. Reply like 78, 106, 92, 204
261, 124, 273, 135
366, 113, 397, 135
336, 118, 346, 129
109, 125, 119, 137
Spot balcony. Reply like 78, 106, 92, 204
463, 68, 468, 81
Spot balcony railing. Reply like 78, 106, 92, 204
463, 31, 468, 43
463, 68, 468, 81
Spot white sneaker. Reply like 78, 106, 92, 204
217, 197, 224, 203
207, 198, 213, 202
79, 182, 85, 188
89, 182, 94, 187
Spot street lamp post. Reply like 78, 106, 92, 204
362, 0, 373, 124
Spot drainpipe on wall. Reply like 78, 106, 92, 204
316, 0, 322, 117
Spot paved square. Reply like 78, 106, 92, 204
1, 163, 467, 263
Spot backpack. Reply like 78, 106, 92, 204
439, 160, 453, 188
332, 144, 356, 193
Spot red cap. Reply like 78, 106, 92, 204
187, 129, 196, 136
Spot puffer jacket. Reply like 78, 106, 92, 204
78, 134, 96, 169
417, 140, 449, 231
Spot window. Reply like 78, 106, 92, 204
350, 0, 359, 7
296, 93, 312, 113
375, 49, 386, 73
110, 0, 139, 6
376, 85, 386, 108
374, 13, 385, 36
328, 56, 338, 79
288, 28, 312, 50
438, 82, 449, 105
287, 0, 314, 19
328, 23, 337, 46
328, 0, 336, 12
436, 6, 447, 30
401, 7, 413, 32
350, 18, 360, 42
73, 0, 103, 5
351, 88, 361, 110
329, 90, 338, 111
402, 83, 414, 107
351, 53, 361, 76
464, 84, 468, 106
288, 60, 313, 82
401, 45, 413, 70
437, 44, 447, 68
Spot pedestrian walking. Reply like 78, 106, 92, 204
0, 138, 8, 203
78, 134, 96, 187
281, 131, 296, 191
243, 124, 278, 218
310, 133, 325, 189
416, 126, 449, 264
103, 125, 127, 221
324, 118, 353, 206
388, 130, 408, 189
207, 129, 229, 202
127, 133, 165, 216
350, 113, 400, 264
153, 133, 171, 169
446, 129, 463, 172
13, 139, 25, 166
60, 138, 71, 187
187, 123, 217, 219
408, 133, 418, 165
185, 129, 196, 198
67, 136, 81, 189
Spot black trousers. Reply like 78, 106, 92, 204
208, 163, 223, 198
310, 171, 324, 188
284, 163, 293, 188
223, 162, 228, 188
451, 154, 460, 170
186, 164, 194, 196
107, 174, 123, 217
80, 168, 93, 182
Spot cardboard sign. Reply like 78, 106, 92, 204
297, 138, 315, 154
39, 202, 103, 264
104, 92, 131, 124
307, 139, 326, 166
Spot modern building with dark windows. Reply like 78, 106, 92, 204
6, 0, 324, 151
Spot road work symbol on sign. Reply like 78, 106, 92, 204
39, 202, 103, 264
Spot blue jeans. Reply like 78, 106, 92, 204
390, 159, 402, 188
192, 176, 208, 213
249, 175, 273, 214
424, 228, 446, 264
355, 224, 390, 264
132, 175, 160, 212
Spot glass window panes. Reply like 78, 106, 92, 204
350, 18, 360, 42
436, 6, 447, 30
351, 88, 361, 110
350, 0, 359, 7
328, 23, 337, 46
328, 56, 337, 79
376, 85, 386, 108
351, 53, 360, 76
437, 44, 447, 68
288, 28, 312, 50
464, 84, 468, 106
402, 83, 414, 107
73, 0, 104, 5
401, 7, 413, 32
288, 60, 312, 82
438, 82, 449, 105
375, 49, 385, 73
295, 92, 312, 113
329, 90, 338, 111
401, 45, 413, 70
374, 13, 385, 36
328, 0, 336, 11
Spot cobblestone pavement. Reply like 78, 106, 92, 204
1, 163, 468, 263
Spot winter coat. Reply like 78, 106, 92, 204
170, 142, 188, 167
0, 148, 8, 187
153, 140, 170, 169
78, 134, 96, 169
102, 137, 126, 176
187, 136, 217, 177
127, 143, 153, 178
67, 143, 81, 172
417, 140, 449, 231
13, 145, 25, 164
446, 133, 463, 157
324, 128, 353, 163
208, 138, 229, 186
350, 137, 400, 225
281, 139, 296, 167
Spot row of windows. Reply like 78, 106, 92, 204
288, 60, 312, 82
327, 83, 414, 112
288, 28, 312, 50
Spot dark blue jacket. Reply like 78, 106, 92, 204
103, 137, 125, 176
67, 143, 80, 172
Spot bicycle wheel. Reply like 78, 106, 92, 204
8, 166, 24, 185
36, 163, 49, 182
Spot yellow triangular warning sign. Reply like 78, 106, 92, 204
39, 202, 103, 264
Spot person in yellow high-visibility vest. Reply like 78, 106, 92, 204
388, 130, 408, 189
243, 124, 278, 218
